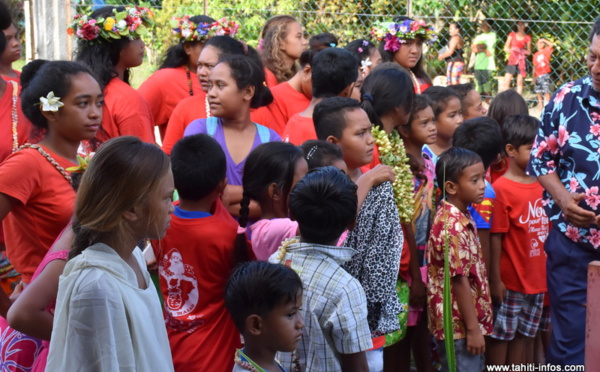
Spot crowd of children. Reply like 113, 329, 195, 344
0, 1, 588, 371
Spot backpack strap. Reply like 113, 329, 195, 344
255, 123, 271, 144
206, 116, 219, 137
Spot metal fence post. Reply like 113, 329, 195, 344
27, 0, 74, 60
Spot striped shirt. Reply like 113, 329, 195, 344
269, 242, 373, 371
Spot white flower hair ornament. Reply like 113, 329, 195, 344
40, 92, 64, 112
361, 58, 373, 74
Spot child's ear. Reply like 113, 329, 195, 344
267, 182, 282, 201
40, 106, 59, 124
325, 135, 340, 145
505, 144, 517, 158
397, 124, 410, 138
444, 180, 458, 196
339, 82, 356, 98
245, 314, 263, 336
243, 85, 255, 103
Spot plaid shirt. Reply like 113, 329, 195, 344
269, 242, 373, 371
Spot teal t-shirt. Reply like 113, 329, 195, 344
473, 32, 497, 71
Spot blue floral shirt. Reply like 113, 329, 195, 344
528, 76, 600, 250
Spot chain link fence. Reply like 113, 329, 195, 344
35, 0, 600, 102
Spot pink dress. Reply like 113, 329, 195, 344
0, 249, 69, 372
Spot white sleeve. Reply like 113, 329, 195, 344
47, 270, 136, 372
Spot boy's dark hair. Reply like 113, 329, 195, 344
300, 140, 344, 170
205, 35, 263, 69
290, 166, 357, 244
591, 15, 600, 42
422, 86, 460, 118
225, 261, 303, 334
452, 117, 503, 170
314, 97, 361, 140
311, 48, 358, 98
436, 147, 483, 185
218, 54, 273, 109
159, 15, 216, 69
447, 83, 475, 113
502, 115, 540, 149
171, 134, 226, 201
309, 32, 339, 50
239, 142, 304, 228
361, 63, 414, 129
487, 89, 528, 127
407, 94, 434, 129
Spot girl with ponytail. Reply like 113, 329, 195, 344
240, 142, 307, 261
47, 136, 175, 371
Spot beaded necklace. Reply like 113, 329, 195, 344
9, 81, 18, 152
408, 70, 421, 94
234, 349, 300, 372
205, 96, 211, 118
185, 65, 194, 96
371, 126, 414, 223
17, 144, 72, 183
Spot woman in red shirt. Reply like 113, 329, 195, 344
500, 21, 532, 95
71, 6, 155, 150
373, 16, 437, 94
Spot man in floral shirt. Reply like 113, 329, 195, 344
528, 16, 600, 365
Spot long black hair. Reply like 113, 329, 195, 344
158, 15, 216, 70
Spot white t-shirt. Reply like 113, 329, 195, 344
46, 243, 174, 372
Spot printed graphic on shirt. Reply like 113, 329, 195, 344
160, 248, 199, 317
518, 198, 549, 258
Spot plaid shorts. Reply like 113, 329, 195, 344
491, 290, 544, 340
534, 73, 552, 94
538, 305, 552, 332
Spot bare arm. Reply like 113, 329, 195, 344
489, 233, 506, 305
224, 185, 261, 218
438, 35, 460, 60
504, 35, 513, 54
537, 173, 597, 227
452, 275, 485, 355
7, 259, 66, 340
340, 351, 369, 372
0, 193, 18, 317
525, 38, 532, 55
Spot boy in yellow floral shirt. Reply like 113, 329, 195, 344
427, 147, 493, 372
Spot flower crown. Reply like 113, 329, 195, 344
67, 6, 155, 42
371, 20, 437, 53
170, 16, 239, 43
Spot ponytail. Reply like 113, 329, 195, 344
233, 191, 252, 267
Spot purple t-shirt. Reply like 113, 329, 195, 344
183, 118, 281, 185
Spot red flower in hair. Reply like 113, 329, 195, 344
80, 24, 100, 40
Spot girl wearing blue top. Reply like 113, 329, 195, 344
184, 55, 279, 217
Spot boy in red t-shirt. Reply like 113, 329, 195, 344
153, 134, 250, 372
487, 115, 550, 367
533, 38, 555, 108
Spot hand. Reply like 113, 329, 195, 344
437, 55, 444, 61
485, 50, 491, 57
557, 192, 597, 227
490, 279, 506, 305
363, 164, 395, 187
9, 282, 23, 302
466, 328, 486, 355
409, 277, 426, 308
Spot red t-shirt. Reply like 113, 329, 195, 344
264, 68, 278, 88
282, 114, 316, 145
533, 47, 553, 77
92, 78, 155, 149
162, 94, 272, 155
266, 82, 311, 136
0, 81, 31, 164
490, 177, 548, 294
138, 66, 203, 127
152, 200, 243, 372
0, 147, 76, 283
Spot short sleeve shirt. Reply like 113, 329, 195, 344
427, 200, 493, 340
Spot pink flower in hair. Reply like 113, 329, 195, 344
384, 35, 401, 52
